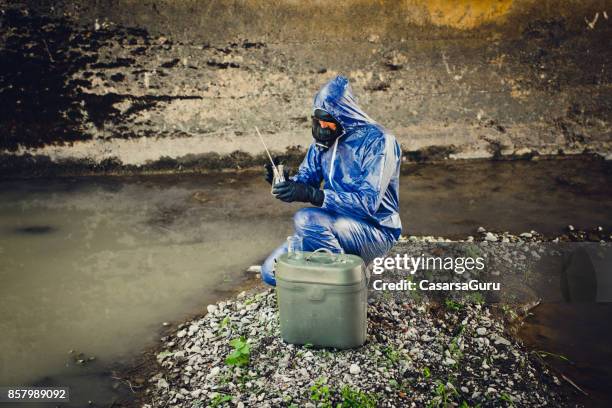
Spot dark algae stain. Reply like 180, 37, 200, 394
0, 6, 201, 151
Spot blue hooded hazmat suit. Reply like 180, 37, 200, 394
261, 75, 402, 286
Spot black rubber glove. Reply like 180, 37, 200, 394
272, 181, 324, 207
264, 158, 289, 185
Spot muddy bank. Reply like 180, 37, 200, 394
1, 1, 610, 176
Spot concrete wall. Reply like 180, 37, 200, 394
1, 0, 610, 176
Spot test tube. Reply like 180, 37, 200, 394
271, 164, 286, 195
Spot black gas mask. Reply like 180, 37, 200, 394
312, 109, 343, 149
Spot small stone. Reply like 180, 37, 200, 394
443, 357, 456, 366
349, 364, 361, 375
406, 327, 418, 339
492, 334, 511, 346
477, 226, 486, 233
157, 378, 169, 389
484, 232, 498, 242
207, 304, 218, 314
568, 225, 575, 231
476, 327, 487, 336
208, 366, 220, 377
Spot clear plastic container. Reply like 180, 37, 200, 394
286, 235, 303, 259
271, 164, 286, 195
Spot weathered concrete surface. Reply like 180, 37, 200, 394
1, 0, 611, 176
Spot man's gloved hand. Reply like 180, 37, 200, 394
264, 158, 289, 185
272, 181, 324, 207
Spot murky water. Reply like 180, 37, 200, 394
400, 158, 612, 237
0, 174, 297, 406
0, 158, 611, 406
519, 303, 612, 407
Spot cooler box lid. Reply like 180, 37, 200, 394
276, 250, 365, 286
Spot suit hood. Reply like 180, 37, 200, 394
313, 76, 376, 131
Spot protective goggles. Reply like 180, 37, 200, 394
311, 116, 338, 131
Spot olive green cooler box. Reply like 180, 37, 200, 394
275, 249, 367, 349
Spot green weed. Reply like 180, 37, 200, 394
310, 378, 332, 408
444, 299, 464, 312
210, 393, 232, 407
337, 385, 378, 408
225, 337, 250, 367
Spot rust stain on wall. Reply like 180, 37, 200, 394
424, 0, 514, 29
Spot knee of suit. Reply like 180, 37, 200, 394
293, 207, 333, 233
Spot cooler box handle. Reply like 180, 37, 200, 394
306, 248, 342, 263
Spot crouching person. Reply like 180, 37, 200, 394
261, 75, 402, 286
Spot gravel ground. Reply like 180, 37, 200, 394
141, 227, 609, 407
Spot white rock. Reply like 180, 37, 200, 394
492, 334, 511, 346
477, 226, 486, 233
484, 232, 498, 242
208, 366, 220, 377
476, 327, 487, 336
443, 357, 456, 366
406, 328, 418, 339
349, 364, 361, 375
157, 378, 169, 389
207, 304, 218, 314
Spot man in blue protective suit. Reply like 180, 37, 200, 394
261, 75, 402, 286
